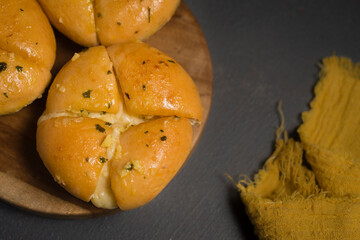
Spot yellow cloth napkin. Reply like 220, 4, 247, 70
237, 56, 360, 239
298, 57, 360, 197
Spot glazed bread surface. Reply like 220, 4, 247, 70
0, 0, 56, 114
37, 41, 202, 210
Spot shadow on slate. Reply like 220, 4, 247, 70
227, 184, 258, 240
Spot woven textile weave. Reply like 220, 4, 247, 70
238, 57, 360, 239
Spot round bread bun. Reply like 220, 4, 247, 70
37, 42, 203, 210
37, 0, 180, 47
0, 0, 56, 115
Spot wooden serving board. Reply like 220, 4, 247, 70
0, 2, 212, 218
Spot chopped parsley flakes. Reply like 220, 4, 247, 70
82, 90, 92, 98
15, 66, 23, 72
95, 124, 106, 133
0, 62, 7, 72
99, 156, 107, 163
125, 163, 134, 171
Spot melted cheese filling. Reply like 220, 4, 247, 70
39, 105, 146, 209
90, 163, 117, 209
90, 109, 145, 209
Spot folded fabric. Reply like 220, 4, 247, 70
237, 56, 360, 239
298, 56, 360, 197
238, 135, 360, 239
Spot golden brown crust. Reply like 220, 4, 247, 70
0, 0, 56, 69
110, 117, 193, 210
0, 49, 51, 114
95, 0, 180, 46
37, 0, 179, 46
107, 42, 203, 121
37, 0, 98, 47
37, 42, 201, 209
37, 117, 112, 201
45, 46, 121, 115
0, 0, 55, 115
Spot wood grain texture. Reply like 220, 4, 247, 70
0, 1, 212, 218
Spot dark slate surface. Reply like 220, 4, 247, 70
1, 0, 360, 239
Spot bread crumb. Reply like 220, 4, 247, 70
71, 53, 80, 61
56, 84, 66, 93
101, 135, 112, 148
132, 160, 143, 173
54, 175, 66, 186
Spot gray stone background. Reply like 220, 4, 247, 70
1, 0, 360, 239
